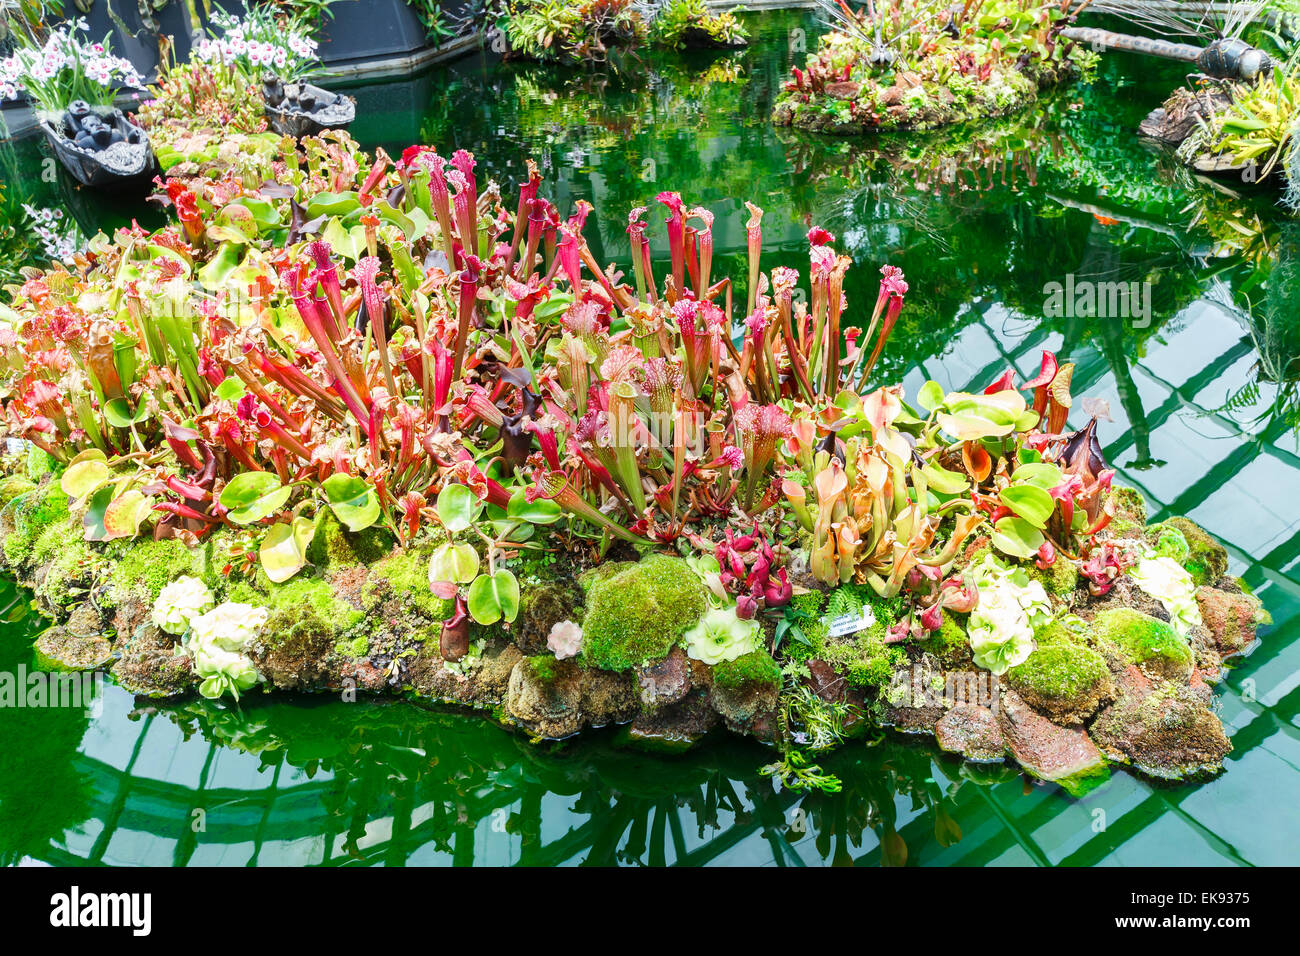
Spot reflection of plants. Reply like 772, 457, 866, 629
409, 0, 457, 46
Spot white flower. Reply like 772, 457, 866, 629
188, 601, 269, 652
684, 607, 758, 665
1129, 554, 1203, 636
151, 575, 214, 635
547, 620, 583, 660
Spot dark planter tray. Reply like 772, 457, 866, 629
39, 107, 155, 189
264, 81, 357, 138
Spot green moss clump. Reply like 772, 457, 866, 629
577, 560, 631, 595
104, 537, 213, 605
1149, 517, 1227, 587
1027, 556, 1079, 596
335, 635, 370, 658
1007, 641, 1108, 703
713, 648, 781, 691
367, 549, 455, 620
3, 478, 69, 567
1092, 607, 1192, 672
25, 445, 56, 481
306, 512, 393, 569
1109, 486, 1147, 528
580, 554, 707, 671
525, 654, 560, 683
0, 474, 35, 505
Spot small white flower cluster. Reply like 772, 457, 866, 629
0, 19, 142, 104
151, 576, 267, 700
21, 204, 81, 263
966, 555, 1052, 676
193, 10, 319, 79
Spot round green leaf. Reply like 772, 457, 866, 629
428, 541, 480, 586
506, 488, 562, 525
321, 473, 382, 532
466, 570, 521, 626
991, 515, 1046, 559
436, 483, 483, 533
998, 483, 1055, 529
220, 472, 291, 525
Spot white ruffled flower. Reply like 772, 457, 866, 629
1129, 554, 1203, 636
966, 555, 1052, 676
188, 601, 270, 652
547, 620, 583, 660
151, 575, 215, 635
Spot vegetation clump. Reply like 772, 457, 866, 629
581, 555, 708, 671
1091, 607, 1194, 679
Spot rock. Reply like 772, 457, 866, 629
823, 80, 861, 100
1196, 586, 1267, 657
1006, 640, 1114, 724
881, 654, 947, 734
33, 626, 112, 671
635, 646, 692, 710
710, 649, 781, 736
1149, 517, 1228, 587
1090, 671, 1232, 779
580, 667, 638, 726
505, 656, 585, 739
1090, 607, 1194, 682
998, 688, 1109, 797
625, 688, 719, 750
112, 624, 195, 698
1138, 87, 1232, 145
935, 704, 1005, 762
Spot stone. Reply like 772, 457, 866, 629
635, 646, 691, 710
935, 704, 1005, 762
1090, 669, 1232, 779
1196, 586, 1267, 657
998, 688, 1109, 797
505, 656, 585, 739
33, 627, 112, 671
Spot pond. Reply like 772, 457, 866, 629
1, 10, 1299, 866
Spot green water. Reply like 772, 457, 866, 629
2, 11, 1300, 866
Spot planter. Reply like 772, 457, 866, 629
38, 104, 155, 189
263, 78, 357, 138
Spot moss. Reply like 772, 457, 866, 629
916, 612, 969, 665
3, 478, 69, 568
0, 474, 35, 505
1007, 642, 1108, 703
335, 635, 370, 658
580, 554, 707, 671
227, 573, 364, 641
306, 511, 392, 569
713, 648, 781, 692
525, 654, 559, 683
25, 445, 56, 481
577, 560, 631, 595
34, 535, 104, 608
1027, 556, 1079, 596
1092, 607, 1193, 673
367, 548, 455, 620
1149, 517, 1227, 587
104, 537, 213, 605
1109, 486, 1147, 527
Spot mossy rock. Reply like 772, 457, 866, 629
516, 576, 584, 655
710, 648, 781, 733
1007, 638, 1112, 724
580, 554, 707, 672
916, 612, 971, 667
1090, 607, 1193, 681
364, 547, 455, 622
0, 474, 35, 506
33, 532, 104, 609
1148, 517, 1227, 587
2, 476, 69, 569
229, 572, 364, 641
1107, 486, 1147, 536
102, 536, 216, 607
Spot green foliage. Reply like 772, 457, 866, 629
1007, 638, 1108, 703
784, 584, 905, 689
1148, 517, 1228, 587
760, 748, 842, 793
580, 554, 707, 671
1026, 556, 1079, 596
3, 479, 69, 568
371, 548, 456, 620
104, 537, 214, 605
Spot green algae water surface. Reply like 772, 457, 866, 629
2, 12, 1299, 865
